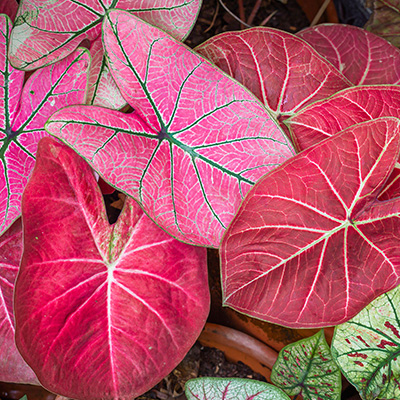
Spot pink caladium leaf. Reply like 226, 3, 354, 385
10, 0, 201, 70
297, 24, 400, 86
86, 35, 126, 109
46, 10, 295, 248
195, 28, 352, 119
0, 14, 90, 236
0, 1, 19, 22
220, 117, 400, 328
271, 330, 341, 400
9, 1, 202, 109
185, 378, 290, 400
0, 218, 38, 385
15, 137, 209, 400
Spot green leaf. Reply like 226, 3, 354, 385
271, 330, 341, 399
185, 377, 290, 400
332, 285, 400, 400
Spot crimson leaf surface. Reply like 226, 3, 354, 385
297, 24, 400, 85
14, 137, 210, 400
0, 218, 38, 384
195, 27, 352, 119
220, 117, 400, 328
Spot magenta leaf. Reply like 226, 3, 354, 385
46, 10, 294, 248
0, 218, 38, 384
0, 1, 19, 21
9, 1, 202, 109
185, 378, 290, 400
286, 85, 400, 152
297, 24, 400, 86
195, 27, 352, 119
220, 117, 400, 328
271, 330, 341, 400
0, 15, 90, 236
15, 137, 209, 400
9, 0, 201, 70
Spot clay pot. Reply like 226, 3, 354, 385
198, 322, 278, 382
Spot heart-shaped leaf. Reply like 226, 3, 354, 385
0, 14, 90, 237
46, 9, 295, 248
185, 377, 290, 400
220, 117, 400, 328
271, 330, 341, 400
0, 218, 38, 384
14, 137, 210, 400
0, 1, 18, 21
297, 24, 400, 85
9, 0, 202, 109
332, 284, 400, 400
195, 27, 352, 119
286, 85, 400, 152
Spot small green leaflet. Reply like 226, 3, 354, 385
185, 377, 290, 400
271, 330, 341, 400
332, 285, 400, 400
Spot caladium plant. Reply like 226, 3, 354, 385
0, 14, 90, 237
0, 0, 18, 22
14, 137, 210, 400
185, 377, 290, 400
195, 27, 352, 121
0, 218, 38, 385
286, 85, 400, 199
45, 9, 295, 248
9, 0, 202, 109
271, 330, 341, 400
332, 284, 400, 400
220, 117, 400, 328
296, 24, 400, 85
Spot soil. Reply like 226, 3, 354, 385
185, 0, 309, 48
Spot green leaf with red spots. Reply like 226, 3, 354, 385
271, 330, 341, 400
332, 285, 400, 400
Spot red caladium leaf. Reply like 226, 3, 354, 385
15, 137, 209, 400
46, 10, 295, 248
220, 117, 400, 328
9, 0, 202, 109
286, 85, 400, 199
195, 27, 352, 119
0, 14, 90, 237
286, 85, 400, 151
0, 218, 38, 384
297, 24, 400, 85
0, 1, 19, 21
